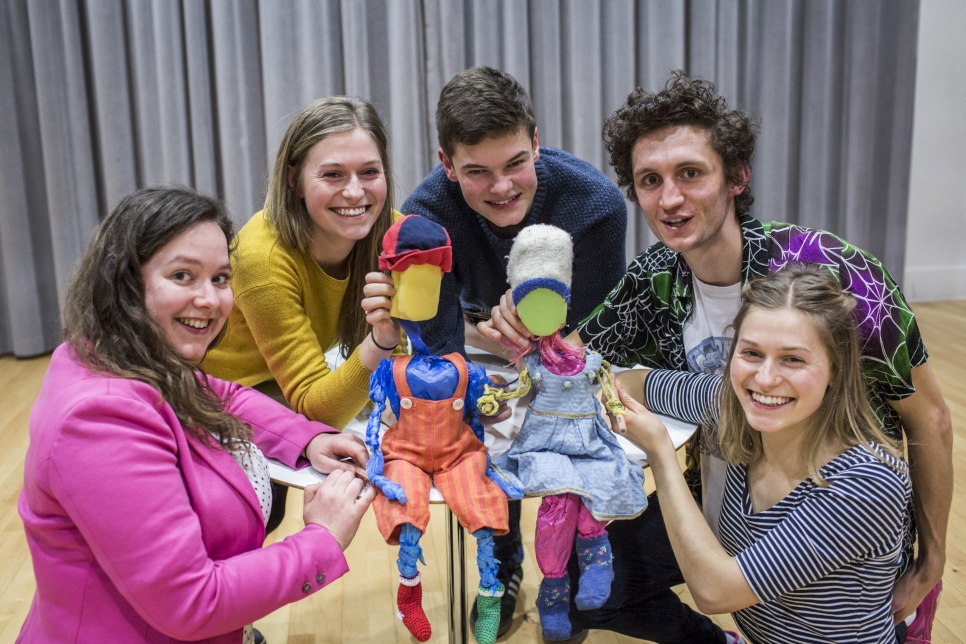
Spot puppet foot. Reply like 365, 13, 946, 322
473, 583, 505, 644
396, 574, 431, 642
574, 534, 613, 610
537, 576, 573, 641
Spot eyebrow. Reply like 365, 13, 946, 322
316, 159, 382, 168
738, 338, 812, 352
166, 256, 231, 271
460, 150, 528, 171
633, 158, 713, 179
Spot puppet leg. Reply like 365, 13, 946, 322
396, 522, 432, 642
472, 527, 505, 644
573, 500, 613, 611
534, 494, 579, 640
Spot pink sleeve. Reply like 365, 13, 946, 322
46, 387, 349, 640
205, 374, 340, 468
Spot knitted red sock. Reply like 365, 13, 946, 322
396, 574, 431, 642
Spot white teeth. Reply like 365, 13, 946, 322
667, 218, 687, 225
334, 207, 366, 216
179, 318, 210, 329
750, 392, 792, 407
490, 197, 514, 205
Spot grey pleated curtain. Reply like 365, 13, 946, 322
0, 0, 919, 357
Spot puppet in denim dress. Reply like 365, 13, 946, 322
365, 215, 521, 644
479, 225, 648, 641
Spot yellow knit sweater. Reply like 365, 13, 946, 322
202, 211, 377, 429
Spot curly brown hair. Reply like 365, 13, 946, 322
63, 187, 252, 451
603, 70, 758, 215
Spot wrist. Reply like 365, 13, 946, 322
370, 329, 396, 352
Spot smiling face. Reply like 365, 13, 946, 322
439, 128, 540, 235
141, 221, 233, 363
296, 127, 388, 265
730, 306, 831, 441
632, 124, 748, 280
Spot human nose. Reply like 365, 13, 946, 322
491, 172, 513, 195
342, 174, 364, 200
658, 179, 684, 210
755, 359, 781, 388
193, 280, 220, 309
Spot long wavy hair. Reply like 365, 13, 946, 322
718, 265, 902, 486
63, 187, 252, 450
265, 96, 395, 359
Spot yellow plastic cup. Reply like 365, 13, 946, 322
390, 264, 443, 321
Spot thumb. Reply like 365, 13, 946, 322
615, 380, 647, 414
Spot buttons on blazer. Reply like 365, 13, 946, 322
400, 398, 413, 409
452, 399, 464, 410
316, 572, 326, 585
302, 582, 312, 594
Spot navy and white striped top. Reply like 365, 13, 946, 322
718, 442, 911, 644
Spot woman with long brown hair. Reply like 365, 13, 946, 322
613, 266, 912, 644
18, 187, 374, 643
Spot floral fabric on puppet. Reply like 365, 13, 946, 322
481, 224, 648, 641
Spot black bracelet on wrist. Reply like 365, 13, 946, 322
370, 330, 395, 351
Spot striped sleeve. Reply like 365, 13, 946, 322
643, 369, 722, 425
735, 461, 908, 603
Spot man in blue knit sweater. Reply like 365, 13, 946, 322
402, 66, 627, 641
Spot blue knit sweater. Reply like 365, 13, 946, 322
402, 146, 627, 356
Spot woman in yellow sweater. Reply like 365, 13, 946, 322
202, 96, 400, 451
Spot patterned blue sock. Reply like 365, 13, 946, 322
536, 576, 572, 641
574, 533, 613, 610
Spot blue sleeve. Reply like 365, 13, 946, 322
568, 198, 627, 329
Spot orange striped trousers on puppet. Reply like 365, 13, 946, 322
374, 353, 509, 544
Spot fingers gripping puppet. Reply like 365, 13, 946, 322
480, 225, 648, 642
366, 215, 521, 644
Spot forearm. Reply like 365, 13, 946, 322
889, 363, 952, 578
647, 438, 754, 613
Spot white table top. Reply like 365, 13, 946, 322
267, 346, 696, 497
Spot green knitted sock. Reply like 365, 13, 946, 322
473, 583, 505, 644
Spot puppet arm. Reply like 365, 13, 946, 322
468, 365, 524, 500
366, 360, 407, 503
478, 367, 532, 416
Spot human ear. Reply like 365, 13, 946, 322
730, 164, 751, 196
438, 148, 459, 182
531, 127, 540, 162
287, 164, 302, 197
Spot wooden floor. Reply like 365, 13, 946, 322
0, 300, 962, 643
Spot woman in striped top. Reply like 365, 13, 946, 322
612, 266, 912, 643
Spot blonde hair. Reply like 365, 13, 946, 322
718, 265, 902, 485
265, 96, 394, 358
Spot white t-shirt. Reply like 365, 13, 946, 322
682, 275, 741, 537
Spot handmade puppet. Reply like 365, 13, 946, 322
480, 224, 648, 641
366, 215, 521, 644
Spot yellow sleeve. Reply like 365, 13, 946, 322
234, 270, 372, 431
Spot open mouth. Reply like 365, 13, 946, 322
178, 318, 211, 331
748, 391, 793, 407
486, 194, 520, 207
332, 206, 369, 217
663, 216, 691, 229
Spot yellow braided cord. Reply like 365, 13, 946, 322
477, 368, 532, 416
598, 361, 625, 417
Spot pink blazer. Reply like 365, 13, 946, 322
18, 344, 350, 643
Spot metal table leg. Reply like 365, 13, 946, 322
446, 506, 467, 644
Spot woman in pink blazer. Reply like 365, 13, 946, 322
18, 187, 375, 643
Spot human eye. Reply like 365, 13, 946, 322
362, 167, 382, 177
212, 272, 232, 287
638, 174, 659, 188
321, 170, 342, 180
508, 159, 525, 168
171, 270, 192, 282
682, 168, 700, 179
783, 355, 806, 365
739, 348, 762, 360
